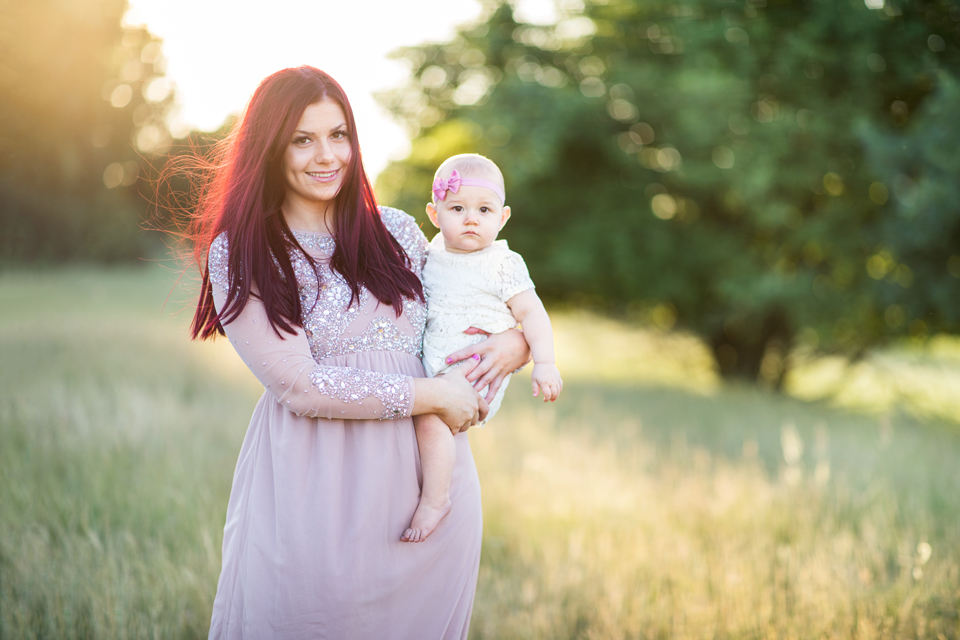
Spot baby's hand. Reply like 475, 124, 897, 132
531, 363, 563, 402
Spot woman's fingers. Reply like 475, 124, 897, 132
448, 357, 480, 378
436, 366, 487, 435
443, 327, 531, 404
467, 356, 497, 386
444, 330, 531, 398
479, 372, 507, 403
443, 332, 488, 368
477, 395, 490, 423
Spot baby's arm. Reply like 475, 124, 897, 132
505, 289, 563, 402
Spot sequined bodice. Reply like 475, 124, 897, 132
209, 207, 428, 363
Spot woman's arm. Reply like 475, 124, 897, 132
412, 362, 489, 434
214, 288, 414, 420
443, 327, 531, 403
214, 285, 487, 427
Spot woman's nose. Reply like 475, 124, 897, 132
314, 141, 334, 163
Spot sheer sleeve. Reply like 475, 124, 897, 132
208, 235, 415, 421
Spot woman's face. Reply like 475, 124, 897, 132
281, 99, 352, 212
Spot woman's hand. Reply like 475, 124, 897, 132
412, 361, 489, 435
443, 328, 531, 403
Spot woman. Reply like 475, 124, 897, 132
189, 67, 529, 639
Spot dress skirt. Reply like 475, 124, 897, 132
208, 351, 483, 639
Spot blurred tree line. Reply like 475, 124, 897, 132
0, 0, 174, 262
377, 0, 960, 385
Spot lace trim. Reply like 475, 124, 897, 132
425, 237, 511, 269
308, 367, 411, 420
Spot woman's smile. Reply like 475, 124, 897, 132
306, 169, 339, 182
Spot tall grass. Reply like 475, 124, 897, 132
0, 267, 248, 638
1, 266, 958, 638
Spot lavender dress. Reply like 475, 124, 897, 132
206, 207, 482, 639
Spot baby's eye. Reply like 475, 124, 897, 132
480, 206, 490, 213
452, 205, 464, 212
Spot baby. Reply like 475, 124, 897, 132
402, 153, 562, 543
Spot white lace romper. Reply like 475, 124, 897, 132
422, 234, 535, 424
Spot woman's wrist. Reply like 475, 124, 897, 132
411, 376, 446, 416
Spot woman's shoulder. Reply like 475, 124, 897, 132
208, 231, 231, 289
379, 206, 420, 236
210, 230, 229, 253
379, 206, 427, 256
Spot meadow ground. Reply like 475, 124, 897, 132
1, 265, 958, 639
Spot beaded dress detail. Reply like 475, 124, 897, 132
207, 207, 427, 420
206, 207, 482, 640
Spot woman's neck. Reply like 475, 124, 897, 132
281, 198, 335, 234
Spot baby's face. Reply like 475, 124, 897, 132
427, 184, 510, 254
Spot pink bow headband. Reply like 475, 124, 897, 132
432, 169, 505, 204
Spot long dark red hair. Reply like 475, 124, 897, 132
188, 66, 423, 340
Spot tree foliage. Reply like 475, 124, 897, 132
377, 0, 960, 384
0, 0, 173, 262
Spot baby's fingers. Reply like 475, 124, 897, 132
544, 382, 561, 402
543, 384, 555, 402
531, 379, 540, 398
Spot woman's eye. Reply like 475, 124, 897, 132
294, 136, 310, 145
332, 130, 348, 140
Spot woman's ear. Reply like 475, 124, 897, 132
425, 202, 441, 228
499, 206, 511, 230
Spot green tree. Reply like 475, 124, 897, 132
377, 0, 960, 385
0, 0, 174, 262
860, 71, 960, 338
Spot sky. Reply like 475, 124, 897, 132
123, 0, 559, 180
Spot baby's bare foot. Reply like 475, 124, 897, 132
401, 494, 452, 543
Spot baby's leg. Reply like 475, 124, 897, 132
402, 414, 455, 542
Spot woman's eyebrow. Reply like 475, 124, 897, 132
294, 123, 347, 137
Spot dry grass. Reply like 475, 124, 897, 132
472, 382, 960, 639
1, 265, 958, 639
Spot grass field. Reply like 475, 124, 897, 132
1, 265, 958, 639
